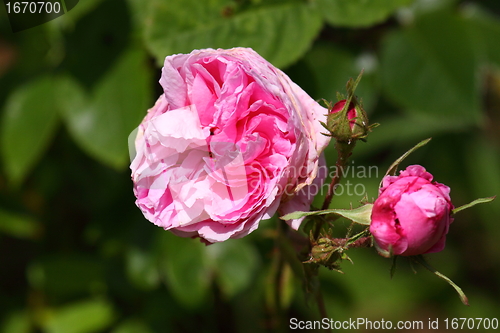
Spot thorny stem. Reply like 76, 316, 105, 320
332, 236, 372, 249
321, 142, 356, 211
321, 157, 346, 210
314, 141, 355, 239
278, 136, 358, 328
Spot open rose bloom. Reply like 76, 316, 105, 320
130, 48, 330, 243
370, 165, 454, 256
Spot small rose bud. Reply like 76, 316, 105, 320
308, 237, 341, 269
323, 97, 371, 143
311, 237, 335, 260
330, 100, 357, 129
370, 165, 454, 257
320, 71, 378, 143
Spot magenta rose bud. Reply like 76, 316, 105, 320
370, 165, 454, 256
130, 48, 331, 243
330, 100, 357, 130
324, 97, 370, 142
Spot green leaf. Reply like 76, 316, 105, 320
111, 319, 153, 333
57, 49, 151, 169
280, 203, 373, 225
206, 239, 259, 298
1, 76, 59, 185
41, 299, 115, 333
465, 4, 500, 67
126, 0, 158, 36
143, 0, 322, 68
52, 0, 106, 26
54, 75, 89, 144
452, 196, 496, 215
355, 114, 473, 158
1, 310, 32, 333
89, 49, 151, 168
27, 255, 104, 300
125, 247, 160, 291
380, 10, 481, 125
303, 43, 379, 111
303, 43, 376, 109
383, 138, 431, 180
329, 204, 373, 225
279, 210, 321, 221
318, 0, 413, 27
155, 232, 211, 308
0, 209, 41, 239
464, 137, 500, 230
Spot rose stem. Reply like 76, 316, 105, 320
314, 141, 355, 239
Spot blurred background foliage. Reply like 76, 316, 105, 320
1, 0, 500, 332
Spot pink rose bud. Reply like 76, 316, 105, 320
324, 97, 370, 142
330, 100, 357, 129
130, 48, 331, 243
370, 165, 454, 256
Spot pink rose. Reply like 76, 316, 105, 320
130, 48, 330, 243
370, 165, 454, 256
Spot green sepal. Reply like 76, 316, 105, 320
452, 196, 496, 215
390, 256, 398, 279
345, 70, 364, 98
373, 241, 393, 258
381, 137, 432, 187
413, 255, 469, 306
